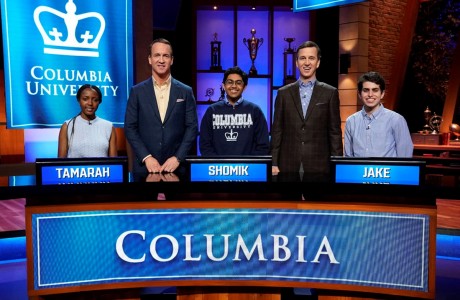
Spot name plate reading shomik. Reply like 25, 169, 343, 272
331, 157, 425, 186
35, 157, 128, 185
187, 156, 271, 182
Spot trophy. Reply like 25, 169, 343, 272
429, 112, 442, 134
210, 33, 222, 71
218, 85, 225, 101
283, 37, 296, 85
243, 29, 263, 76
450, 124, 460, 141
422, 106, 432, 133
205, 88, 215, 102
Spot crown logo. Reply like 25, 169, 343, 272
225, 129, 238, 142
33, 0, 106, 57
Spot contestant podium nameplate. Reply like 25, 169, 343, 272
186, 156, 271, 182
331, 157, 425, 186
35, 157, 129, 185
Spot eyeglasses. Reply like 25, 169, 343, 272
224, 80, 244, 86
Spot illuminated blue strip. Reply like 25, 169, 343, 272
437, 234, 460, 260
8, 175, 36, 186
293, 0, 366, 12
191, 163, 267, 182
0, 237, 26, 263
335, 164, 420, 185
41, 165, 124, 185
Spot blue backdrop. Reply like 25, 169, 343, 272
1, 0, 133, 128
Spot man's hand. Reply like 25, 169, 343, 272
145, 156, 161, 173
160, 156, 180, 173
272, 166, 280, 175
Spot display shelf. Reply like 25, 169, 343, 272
193, 2, 311, 128
413, 144, 460, 157
196, 70, 226, 73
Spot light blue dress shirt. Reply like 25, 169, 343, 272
299, 80, 315, 117
344, 104, 414, 157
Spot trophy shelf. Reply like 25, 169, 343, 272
413, 144, 460, 153
413, 144, 460, 161
196, 69, 225, 73
411, 132, 442, 145
195, 70, 271, 78
193, 2, 310, 138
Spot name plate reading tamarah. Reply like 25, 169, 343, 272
186, 156, 272, 182
35, 157, 129, 185
330, 157, 425, 186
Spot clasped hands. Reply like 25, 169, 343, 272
145, 156, 180, 174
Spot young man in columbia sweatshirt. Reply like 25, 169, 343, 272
199, 66, 269, 156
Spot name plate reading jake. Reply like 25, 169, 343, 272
35, 157, 128, 185
187, 156, 271, 182
331, 157, 425, 186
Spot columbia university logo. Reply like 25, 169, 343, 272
34, 0, 105, 57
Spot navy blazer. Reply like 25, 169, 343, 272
271, 80, 343, 175
124, 77, 198, 174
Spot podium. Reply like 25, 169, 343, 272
26, 199, 436, 300
25, 157, 436, 300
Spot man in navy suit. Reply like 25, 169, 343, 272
271, 41, 343, 182
124, 38, 198, 179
